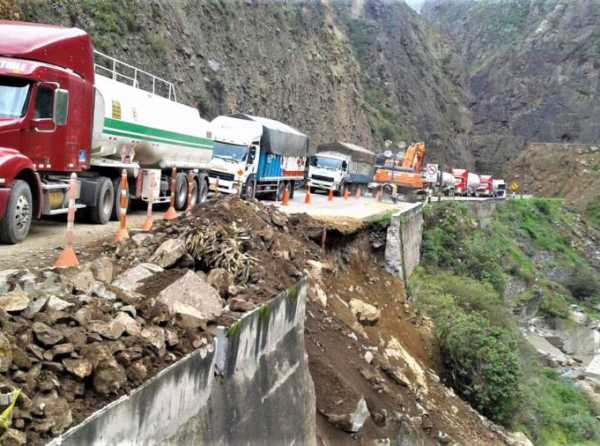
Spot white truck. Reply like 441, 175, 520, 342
307, 142, 375, 195
208, 114, 311, 200
492, 179, 507, 198
423, 163, 455, 196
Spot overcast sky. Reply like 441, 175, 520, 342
404, 0, 425, 12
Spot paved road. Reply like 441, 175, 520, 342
0, 206, 169, 270
273, 190, 418, 229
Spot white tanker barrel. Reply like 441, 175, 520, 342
467, 172, 481, 190
91, 74, 213, 169
440, 172, 455, 189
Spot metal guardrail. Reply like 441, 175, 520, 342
93, 50, 177, 101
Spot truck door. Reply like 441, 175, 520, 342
22, 82, 66, 171
246, 145, 258, 176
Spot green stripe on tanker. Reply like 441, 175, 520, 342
103, 118, 213, 149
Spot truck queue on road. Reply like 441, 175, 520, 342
0, 20, 505, 244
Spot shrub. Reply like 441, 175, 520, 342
436, 311, 522, 424
566, 266, 600, 300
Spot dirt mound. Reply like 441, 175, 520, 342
0, 197, 323, 445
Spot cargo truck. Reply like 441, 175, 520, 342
307, 142, 375, 195
0, 21, 213, 243
208, 114, 311, 200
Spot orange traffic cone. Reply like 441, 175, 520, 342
164, 167, 177, 220
114, 170, 130, 243
55, 172, 79, 268
343, 186, 349, 200
328, 189, 334, 202
282, 183, 290, 206
304, 185, 311, 204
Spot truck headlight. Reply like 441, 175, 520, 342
0, 178, 5, 184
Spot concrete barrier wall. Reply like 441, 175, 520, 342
385, 204, 424, 281
48, 280, 316, 446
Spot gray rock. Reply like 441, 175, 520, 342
0, 288, 30, 312
207, 268, 233, 297
88, 319, 126, 340
23, 297, 48, 319
63, 358, 93, 379
2, 428, 27, 445
92, 282, 117, 301
32, 322, 64, 346
323, 397, 370, 433
113, 312, 141, 336
0, 332, 12, 372
0, 269, 19, 294
112, 263, 163, 292
158, 270, 223, 323
141, 326, 165, 351
89, 257, 114, 283
93, 359, 127, 395
46, 296, 73, 312
149, 238, 186, 268
64, 269, 97, 294
132, 232, 153, 247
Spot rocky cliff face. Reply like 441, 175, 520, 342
5, 0, 474, 165
423, 0, 600, 174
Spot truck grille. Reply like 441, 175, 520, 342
209, 170, 235, 182
311, 174, 334, 182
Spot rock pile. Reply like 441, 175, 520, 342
0, 197, 320, 445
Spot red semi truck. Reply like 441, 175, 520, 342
0, 21, 213, 243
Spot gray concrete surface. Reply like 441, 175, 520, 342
385, 205, 424, 281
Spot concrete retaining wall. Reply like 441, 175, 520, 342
48, 281, 316, 446
385, 204, 424, 281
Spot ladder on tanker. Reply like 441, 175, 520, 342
93, 50, 177, 102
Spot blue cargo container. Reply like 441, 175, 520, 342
257, 152, 283, 180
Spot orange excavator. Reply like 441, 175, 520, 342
372, 142, 425, 202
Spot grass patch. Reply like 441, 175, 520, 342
586, 198, 600, 230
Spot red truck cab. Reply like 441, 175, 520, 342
0, 21, 95, 243
452, 168, 468, 196
477, 175, 493, 197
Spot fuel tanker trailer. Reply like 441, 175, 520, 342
0, 21, 213, 243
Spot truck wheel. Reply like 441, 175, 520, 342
289, 181, 295, 199
197, 177, 209, 203
189, 176, 198, 206
243, 176, 255, 200
276, 182, 286, 202
89, 177, 114, 224
111, 177, 129, 221
175, 173, 188, 210
0, 180, 33, 244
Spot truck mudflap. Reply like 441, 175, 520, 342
0, 188, 9, 220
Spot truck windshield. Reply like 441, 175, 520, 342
213, 141, 248, 163
0, 77, 31, 119
310, 156, 342, 170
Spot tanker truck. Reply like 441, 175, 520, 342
0, 21, 213, 243
423, 164, 455, 196
307, 142, 375, 196
452, 169, 480, 197
208, 114, 311, 200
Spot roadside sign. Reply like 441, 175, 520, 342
510, 181, 519, 193
425, 164, 438, 183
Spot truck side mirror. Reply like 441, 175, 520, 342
53, 89, 69, 126
247, 147, 257, 165
342, 161, 348, 171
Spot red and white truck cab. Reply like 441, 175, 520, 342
0, 21, 213, 243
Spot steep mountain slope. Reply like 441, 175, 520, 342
423, 0, 600, 174
335, 0, 475, 167
3, 0, 474, 165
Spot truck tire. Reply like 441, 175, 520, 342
189, 175, 198, 206
276, 181, 286, 202
243, 175, 256, 200
175, 173, 188, 210
289, 181, 295, 199
197, 177, 209, 203
89, 177, 114, 225
111, 177, 129, 221
0, 180, 33, 244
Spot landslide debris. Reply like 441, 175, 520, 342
0, 196, 322, 445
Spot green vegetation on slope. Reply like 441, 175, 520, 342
411, 199, 600, 444
586, 197, 600, 231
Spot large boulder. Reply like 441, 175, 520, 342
322, 398, 370, 433
89, 257, 114, 283
112, 263, 163, 292
207, 268, 233, 297
158, 271, 223, 324
149, 238, 186, 268
349, 298, 381, 326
